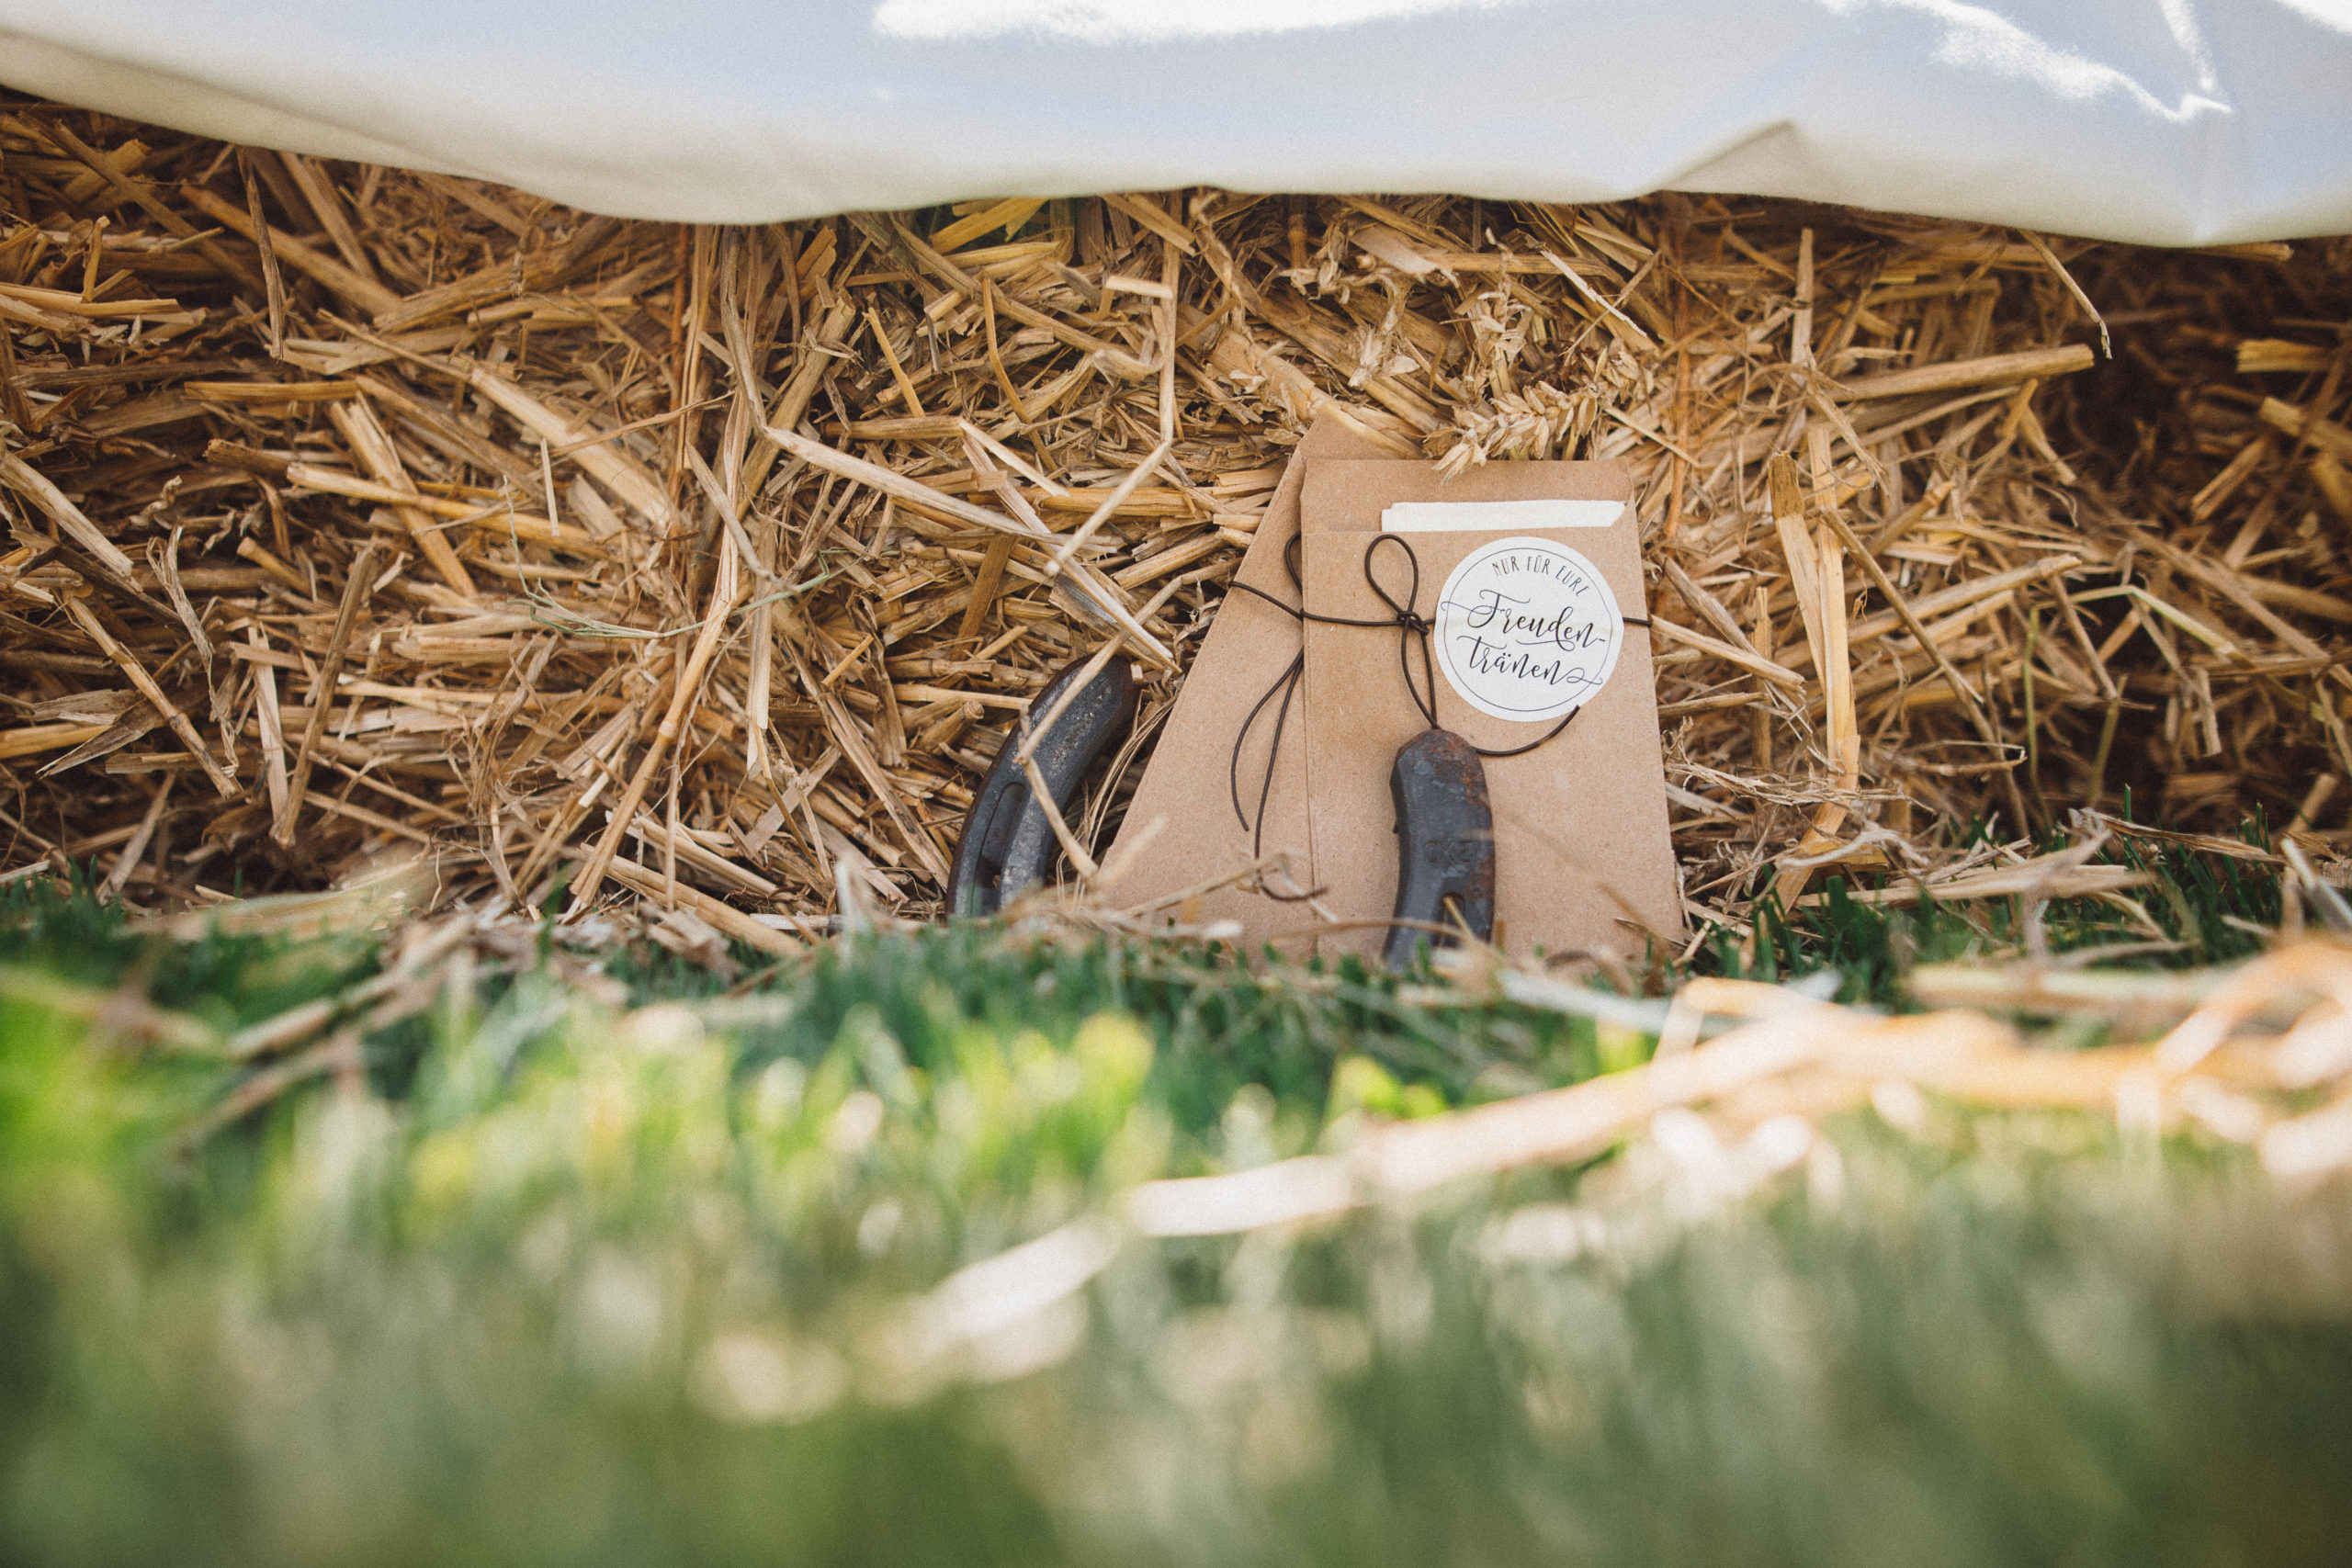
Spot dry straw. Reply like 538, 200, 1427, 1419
1, 101, 2348, 955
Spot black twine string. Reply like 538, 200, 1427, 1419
1224, 532, 1649, 855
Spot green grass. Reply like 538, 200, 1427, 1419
0, 835, 2346, 1566
1713, 823, 2285, 1004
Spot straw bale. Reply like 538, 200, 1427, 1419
2, 97, 2350, 941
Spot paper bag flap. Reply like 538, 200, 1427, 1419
1099, 417, 1391, 946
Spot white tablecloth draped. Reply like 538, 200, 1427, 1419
3, 0, 2349, 244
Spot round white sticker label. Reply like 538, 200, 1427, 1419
1430, 536, 1623, 724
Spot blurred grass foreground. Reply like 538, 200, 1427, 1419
3, 864, 2352, 1566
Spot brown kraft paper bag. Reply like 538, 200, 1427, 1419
1102, 416, 1393, 948
1296, 458, 1683, 964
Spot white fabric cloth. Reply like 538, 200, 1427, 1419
3, 0, 2349, 245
